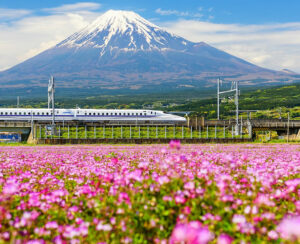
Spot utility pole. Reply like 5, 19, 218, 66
217, 80, 240, 135
279, 107, 282, 120
217, 78, 220, 120
235, 81, 239, 135
17, 96, 19, 108
287, 112, 290, 143
48, 76, 55, 135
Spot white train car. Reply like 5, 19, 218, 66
0, 108, 186, 124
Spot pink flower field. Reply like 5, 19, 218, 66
0, 143, 299, 243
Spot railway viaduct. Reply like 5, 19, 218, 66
0, 119, 299, 143
190, 118, 300, 139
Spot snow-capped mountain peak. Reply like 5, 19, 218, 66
57, 10, 190, 52
0, 9, 280, 95
89, 10, 161, 34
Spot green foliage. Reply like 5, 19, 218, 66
36, 125, 249, 139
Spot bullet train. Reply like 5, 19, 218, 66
0, 108, 186, 124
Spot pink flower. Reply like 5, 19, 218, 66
276, 215, 300, 241
232, 214, 246, 224
174, 195, 186, 204
163, 196, 173, 201
27, 240, 45, 244
255, 195, 275, 207
285, 178, 300, 187
157, 176, 170, 185
45, 221, 58, 229
111, 157, 118, 163
217, 233, 233, 244
183, 206, 191, 215
169, 222, 213, 244
96, 222, 112, 231
268, 230, 279, 240
169, 140, 181, 150
3, 182, 19, 195
118, 192, 130, 204
184, 181, 195, 191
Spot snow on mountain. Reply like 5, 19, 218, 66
0, 10, 294, 96
57, 10, 190, 53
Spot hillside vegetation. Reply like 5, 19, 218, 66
171, 83, 300, 119
2, 83, 300, 120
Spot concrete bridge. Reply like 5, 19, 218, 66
0, 121, 32, 141
190, 118, 300, 139
0, 118, 299, 143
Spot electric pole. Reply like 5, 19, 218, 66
48, 76, 55, 135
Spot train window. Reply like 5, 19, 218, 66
140, 113, 142, 116
0, 112, 2, 115
93, 113, 96, 115
10, 112, 12, 115
42, 112, 44, 115
14, 112, 17, 115
28, 112, 31, 115
89, 113, 91, 115
24, 112, 26, 115
119, 113, 121, 115
19, 112, 21, 115
106, 113, 109, 115
144, 113, 146, 116
37, 112, 39, 115
5, 112, 7, 115
115, 113, 117, 116
85, 113, 87, 115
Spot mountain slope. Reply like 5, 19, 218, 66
0, 10, 296, 96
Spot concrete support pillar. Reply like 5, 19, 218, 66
206, 125, 209, 138
147, 126, 149, 139
215, 125, 217, 139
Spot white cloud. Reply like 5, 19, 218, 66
0, 10, 101, 71
43, 2, 101, 13
162, 20, 300, 72
155, 8, 189, 17
0, 8, 32, 20
155, 8, 203, 18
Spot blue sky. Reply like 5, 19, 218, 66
2, 0, 300, 24
0, 0, 300, 72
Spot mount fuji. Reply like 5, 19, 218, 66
0, 10, 296, 96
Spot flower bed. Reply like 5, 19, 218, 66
0, 143, 299, 243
